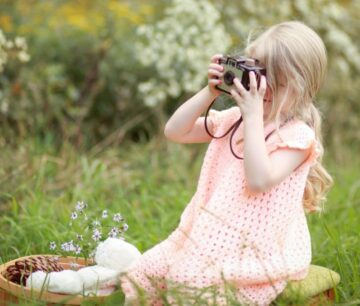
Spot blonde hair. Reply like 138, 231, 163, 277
244, 21, 333, 212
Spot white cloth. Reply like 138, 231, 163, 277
26, 238, 142, 296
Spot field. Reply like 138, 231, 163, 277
0, 1, 359, 304
1, 136, 359, 305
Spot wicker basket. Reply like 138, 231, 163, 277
0, 255, 119, 306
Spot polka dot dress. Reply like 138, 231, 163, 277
120, 106, 320, 306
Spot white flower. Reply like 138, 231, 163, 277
76, 234, 83, 241
75, 245, 82, 255
71, 212, 78, 220
102, 210, 108, 218
0, 99, 9, 114
5, 41, 13, 49
75, 201, 87, 212
113, 213, 123, 222
49, 242, 56, 250
108, 227, 119, 238
14, 37, 26, 49
61, 241, 76, 252
122, 223, 129, 232
134, 0, 231, 106
92, 229, 102, 241
17, 51, 30, 63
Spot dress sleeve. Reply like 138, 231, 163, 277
265, 121, 321, 168
208, 106, 240, 134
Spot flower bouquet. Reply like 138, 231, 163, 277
0, 201, 141, 305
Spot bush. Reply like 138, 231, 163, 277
0, 0, 359, 154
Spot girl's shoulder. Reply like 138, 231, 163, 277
274, 118, 316, 145
208, 106, 240, 133
265, 118, 320, 167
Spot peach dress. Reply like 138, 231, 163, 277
120, 106, 320, 306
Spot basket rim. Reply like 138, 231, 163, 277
0, 254, 112, 304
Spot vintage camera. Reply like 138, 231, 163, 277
215, 55, 266, 95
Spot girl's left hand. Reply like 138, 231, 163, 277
230, 71, 267, 120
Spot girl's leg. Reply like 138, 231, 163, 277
120, 241, 175, 305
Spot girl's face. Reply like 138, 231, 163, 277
262, 80, 291, 119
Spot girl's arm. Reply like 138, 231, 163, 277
231, 72, 311, 193
242, 114, 310, 193
164, 54, 224, 143
164, 86, 216, 143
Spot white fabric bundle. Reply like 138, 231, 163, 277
27, 270, 83, 294
77, 265, 118, 289
26, 238, 142, 296
95, 238, 141, 272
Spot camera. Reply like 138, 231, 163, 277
215, 55, 266, 95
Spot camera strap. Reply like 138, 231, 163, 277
204, 98, 292, 160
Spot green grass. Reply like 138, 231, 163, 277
0, 136, 359, 305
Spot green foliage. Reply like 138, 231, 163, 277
0, 0, 359, 152
0, 137, 360, 304
0, 0, 160, 147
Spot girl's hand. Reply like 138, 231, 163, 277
207, 54, 224, 97
230, 71, 267, 120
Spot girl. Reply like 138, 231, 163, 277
120, 21, 333, 306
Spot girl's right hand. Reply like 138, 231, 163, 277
207, 54, 224, 97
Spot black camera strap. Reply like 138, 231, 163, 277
204, 98, 291, 160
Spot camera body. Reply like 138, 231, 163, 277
215, 55, 266, 95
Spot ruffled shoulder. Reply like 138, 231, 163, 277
265, 119, 321, 168
208, 106, 240, 134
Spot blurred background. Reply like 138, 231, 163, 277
0, 0, 359, 152
0, 0, 360, 303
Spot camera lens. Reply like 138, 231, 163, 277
223, 71, 235, 86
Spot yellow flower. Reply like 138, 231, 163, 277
0, 15, 12, 32
108, 1, 143, 25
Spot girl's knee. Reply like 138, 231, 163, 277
124, 296, 140, 306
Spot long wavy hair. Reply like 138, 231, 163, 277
244, 21, 333, 212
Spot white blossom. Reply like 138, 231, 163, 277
108, 227, 119, 238
14, 37, 26, 49
102, 210, 108, 218
92, 229, 102, 241
113, 213, 123, 222
18, 51, 30, 63
75, 245, 82, 255
135, 0, 232, 107
75, 201, 87, 212
61, 241, 76, 252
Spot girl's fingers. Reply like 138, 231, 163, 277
230, 89, 243, 104
208, 69, 223, 78
208, 63, 224, 71
233, 78, 247, 97
249, 71, 257, 94
210, 54, 223, 64
209, 79, 222, 86
258, 75, 267, 96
